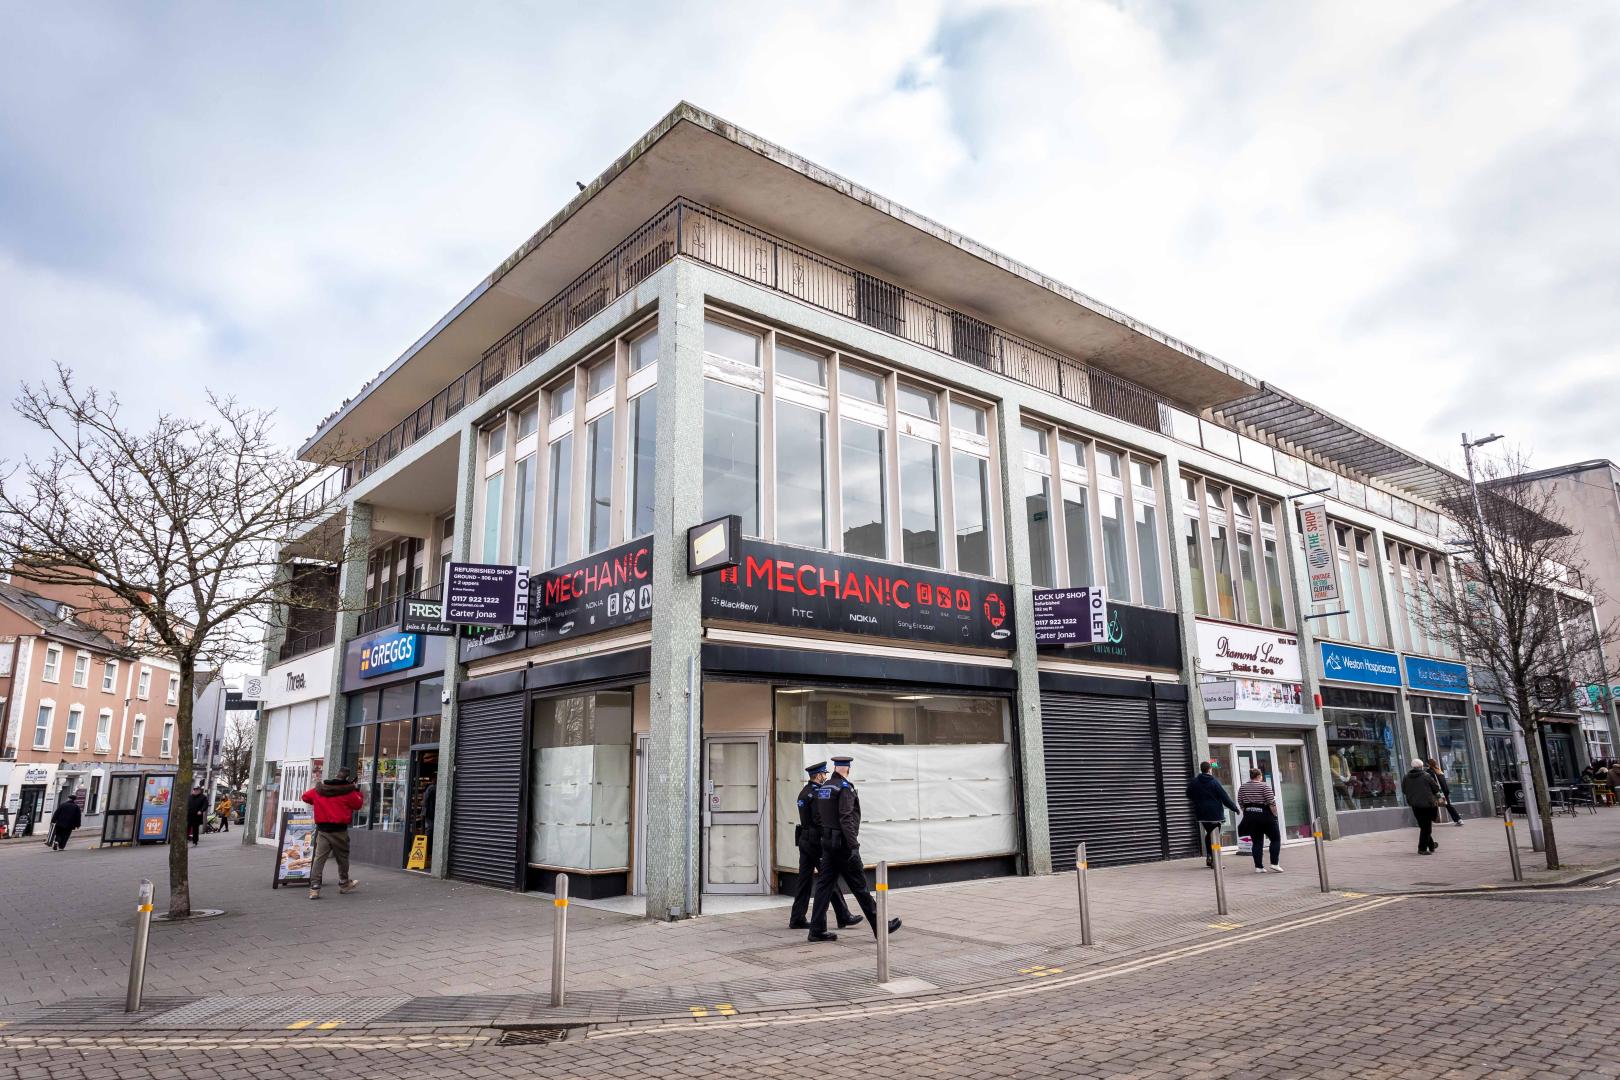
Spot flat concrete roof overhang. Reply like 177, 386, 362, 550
303, 103, 1258, 460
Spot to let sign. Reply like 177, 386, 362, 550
1032, 587, 1109, 645
443, 562, 531, 626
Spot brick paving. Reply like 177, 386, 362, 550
0, 808, 1616, 1030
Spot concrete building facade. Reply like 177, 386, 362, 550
251, 104, 1610, 915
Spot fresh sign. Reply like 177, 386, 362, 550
1298, 501, 1339, 604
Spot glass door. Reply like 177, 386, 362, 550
702, 736, 768, 894
1273, 743, 1315, 840
1215, 740, 1316, 846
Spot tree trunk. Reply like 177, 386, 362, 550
1519, 707, 1560, 871
166, 665, 197, 917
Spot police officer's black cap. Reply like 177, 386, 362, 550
806, 761, 828, 775
831, 755, 854, 765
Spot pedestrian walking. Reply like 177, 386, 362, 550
186, 785, 209, 846
1186, 760, 1240, 867
1402, 758, 1442, 855
214, 792, 233, 833
47, 795, 82, 850
787, 762, 858, 931
1426, 758, 1462, 826
302, 769, 365, 900
806, 755, 901, 943
1236, 768, 1283, 874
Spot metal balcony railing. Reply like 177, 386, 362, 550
276, 624, 336, 663
355, 597, 401, 637
329, 198, 1176, 495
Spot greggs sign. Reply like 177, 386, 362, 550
702, 540, 1014, 649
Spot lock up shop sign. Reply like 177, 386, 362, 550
702, 540, 1014, 649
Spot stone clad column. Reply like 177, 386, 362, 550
992, 394, 1051, 875
429, 430, 479, 877
321, 502, 372, 772
1280, 496, 1341, 839
1158, 447, 1209, 766
643, 258, 707, 918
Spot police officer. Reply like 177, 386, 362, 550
807, 755, 902, 943
788, 762, 859, 931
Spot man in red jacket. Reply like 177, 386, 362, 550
302, 769, 365, 900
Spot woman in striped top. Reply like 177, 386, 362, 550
1237, 769, 1283, 874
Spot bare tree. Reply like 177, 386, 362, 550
1423, 446, 1617, 870
0, 367, 355, 916
219, 716, 256, 792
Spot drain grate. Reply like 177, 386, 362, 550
499, 1026, 569, 1046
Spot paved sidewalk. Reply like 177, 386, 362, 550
2, 809, 1616, 1028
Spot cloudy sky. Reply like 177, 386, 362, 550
2, 0, 1616, 475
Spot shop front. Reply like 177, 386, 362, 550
703, 541, 1023, 893
1404, 655, 1481, 819
1318, 642, 1409, 835
1038, 602, 1195, 868
1196, 619, 1321, 847
256, 644, 335, 846
339, 627, 449, 870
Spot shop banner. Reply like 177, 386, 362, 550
272, 813, 316, 888
1195, 619, 1301, 682
1033, 587, 1108, 646
1318, 641, 1401, 687
139, 775, 174, 842
443, 561, 531, 626
529, 538, 654, 647
703, 540, 1013, 649
1403, 655, 1470, 695
358, 632, 423, 679
1299, 501, 1339, 604
1200, 679, 1237, 710
1229, 677, 1305, 713
1041, 601, 1183, 670
402, 597, 456, 636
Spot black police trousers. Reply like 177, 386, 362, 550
789, 840, 853, 926
809, 836, 878, 935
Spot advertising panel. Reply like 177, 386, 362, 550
529, 538, 654, 646
442, 562, 531, 626
1403, 655, 1470, 696
1318, 641, 1402, 687
1299, 501, 1340, 604
272, 813, 316, 888
1039, 601, 1183, 670
1195, 619, 1301, 682
139, 775, 174, 842
357, 632, 423, 680
401, 597, 456, 636
1033, 587, 1108, 646
702, 540, 1013, 649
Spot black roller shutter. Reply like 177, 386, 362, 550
448, 693, 527, 889
1043, 691, 1199, 869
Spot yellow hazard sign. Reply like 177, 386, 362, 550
406, 833, 429, 870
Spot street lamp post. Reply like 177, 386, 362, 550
1462, 432, 1544, 852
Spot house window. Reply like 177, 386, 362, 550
166, 675, 179, 706
102, 660, 118, 693
160, 719, 175, 758
42, 645, 62, 683
64, 706, 83, 751
138, 669, 151, 699
1181, 473, 1291, 627
129, 715, 146, 755
33, 701, 54, 749
95, 709, 113, 753
72, 652, 90, 688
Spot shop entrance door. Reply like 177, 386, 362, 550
405, 749, 438, 872
702, 736, 768, 894
1213, 740, 1316, 846
15, 785, 45, 837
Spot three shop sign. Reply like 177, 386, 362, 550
703, 540, 1014, 649
442, 561, 531, 626
1032, 586, 1108, 646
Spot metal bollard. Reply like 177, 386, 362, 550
876, 861, 890, 983
1075, 843, 1094, 946
550, 873, 569, 1007
125, 879, 154, 1012
1211, 843, 1229, 917
1504, 816, 1524, 882
1312, 822, 1331, 893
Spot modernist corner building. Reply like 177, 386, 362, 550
248, 103, 1619, 914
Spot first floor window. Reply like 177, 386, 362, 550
130, 715, 146, 755
102, 660, 118, 693
1025, 470, 1055, 587
481, 471, 504, 562
73, 653, 90, 687
160, 719, 174, 758
1062, 480, 1093, 587
628, 389, 657, 537
1134, 502, 1163, 607
840, 420, 887, 558
547, 434, 574, 567
1262, 537, 1287, 627
1099, 492, 1129, 601
952, 452, 992, 576
898, 435, 941, 568
703, 380, 760, 536
64, 706, 83, 750
42, 646, 61, 683
167, 675, 179, 705
775, 400, 827, 548
1184, 517, 1208, 616
33, 703, 53, 748
96, 710, 112, 752
512, 454, 536, 563
585, 412, 615, 553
